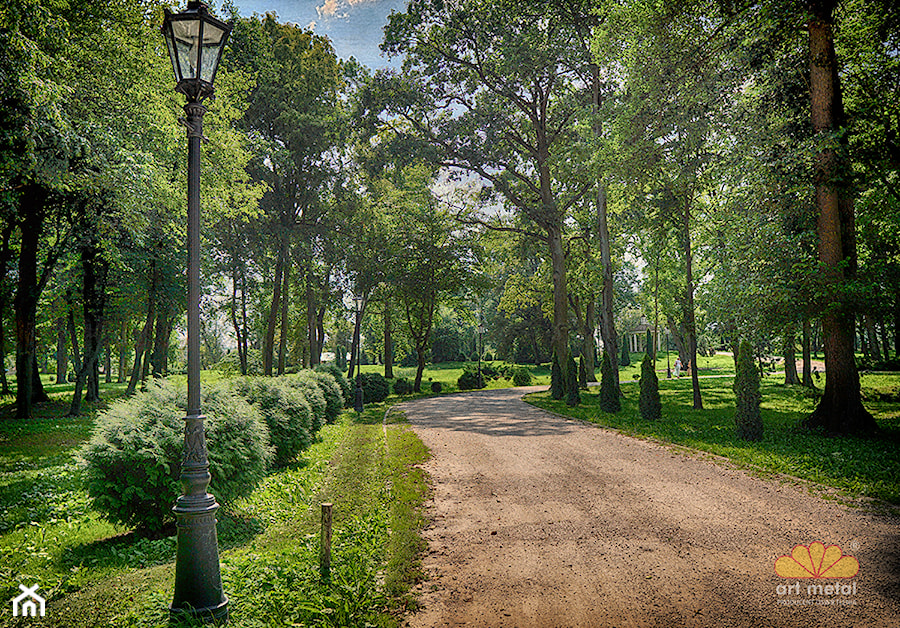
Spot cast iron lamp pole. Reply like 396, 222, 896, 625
354, 295, 364, 413
161, 2, 231, 622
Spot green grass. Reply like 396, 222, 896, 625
0, 381, 432, 628
527, 373, 900, 504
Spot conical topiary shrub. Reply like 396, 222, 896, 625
599, 351, 620, 413
550, 350, 564, 400
620, 336, 631, 366
639, 353, 661, 421
566, 351, 580, 407
578, 354, 588, 390
734, 339, 763, 441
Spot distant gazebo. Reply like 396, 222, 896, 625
624, 316, 663, 354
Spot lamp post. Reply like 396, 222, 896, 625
353, 295, 364, 413
477, 323, 485, 389
161, 2, 231, 623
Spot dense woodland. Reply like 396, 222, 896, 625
1, 0, 897, 434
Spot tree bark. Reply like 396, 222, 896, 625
278, 252, 290, 375
263, 245, 285, 376
306, 267, 320, 369
229, 258, 248, 376
15, 184, 49, 419
126, 262, 157, 395
682, 196, 702, 409
0, 219, 13, 397
803, 0, 877, 434
56, 316, 68, 384
865, 314, 881, 361
878, 315, 890, 361
547, 224, 570, 379
802, 317, 814, 387
384, 297, 394, 379
783, 328, 800, 385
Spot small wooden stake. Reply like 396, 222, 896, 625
319, 502, 332, 581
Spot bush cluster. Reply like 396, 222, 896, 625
80, 368, 348, 535
430, 381, 443, 393
360, 372, 390, 403
79, 381, 272, 535
457, 364, 488, 390
512, 366, 532, 387
393, 377, 413, 395
315, 363, 352, 407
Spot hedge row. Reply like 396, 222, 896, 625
79, 369, 350, 535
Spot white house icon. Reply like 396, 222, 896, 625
12, 584, 45, 617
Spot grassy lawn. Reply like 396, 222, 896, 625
527, 372, 900, 505
0, 383, 430, 628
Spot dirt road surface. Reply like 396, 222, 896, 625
400, 387, 900, 628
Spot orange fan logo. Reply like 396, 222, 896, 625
775, 542, 859, 579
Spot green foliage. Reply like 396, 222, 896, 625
512, 366, 533, 387
578, 354, 588, 390
233, 377, 313, 468
430, 381, 443, 393
599, 351, 621, 413
310, 371, 346, 424
393, 377, 413, 395
734, 340, 763, 441
359, 372, 390, 403
565, 352, 580, 407
79, 381, 272, 535
639, 353, 662, 421
550, 351, 564, 400
282, 374, 327, 432
315, 364, 352, 407
457, 369, 482, 391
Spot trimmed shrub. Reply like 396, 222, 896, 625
457, 369, 481, 390
619, 336, 631, 367
283, 376, 327, 433
360, 372, 390, 403
430, 381, 443, 393
734, 339, 763, 441
393, 377, 413, 395
639, 353, 662, 421
578, 355, 587, 390
565, 351, 580, 407
550, 351, 564, 400
80, 380, 272, 535
512, 366, 532, 387
234, 377, 313, 467
315, 363, 352, 407
599, 351, 621, 413
310, 371, 345, 423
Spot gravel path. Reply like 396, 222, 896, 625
400, 387, 900, 628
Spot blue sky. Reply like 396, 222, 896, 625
231, 0, 405, 70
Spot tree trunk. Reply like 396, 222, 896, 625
865, 314, 881, 361
592, 65, 619, 397
682, 196, 702, 409
306, 268, 319, 369
584, 299, 597, 382
150, 307, 170, 378
547, 223, 570, 383
263, 245, 285, 376
229, 259, 248, 376
803, 0, 876, 434
278, 253, 290, 375
783, 328, 800, 385
0, 309, 9, 396
0, 220, 13, 397
894, 289, 900, 357
126, 263, 157, 395
384, 297, 394, 379
56, 316, 68, 384
802, 317, 814, 387
117, 321, 128, 384
316, 303, 326, 366
878, 315, 890, 361
104, 345, 111, 384
15, 184, 49, 419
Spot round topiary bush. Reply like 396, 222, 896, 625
393, 377, 413, 395
315, 363, 352, 407
233, 377, 313, 467
79, 380, 272, 536
430, 381, 443, 393
360, 372, 390, 403
512, 366, 532, 387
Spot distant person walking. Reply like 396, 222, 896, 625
674, 357, 682, 377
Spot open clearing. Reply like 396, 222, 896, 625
400, 387, 900, 628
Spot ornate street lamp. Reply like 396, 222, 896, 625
161, 2, 231, 623
353, 295, 365, 413
477, 323, 485, 389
